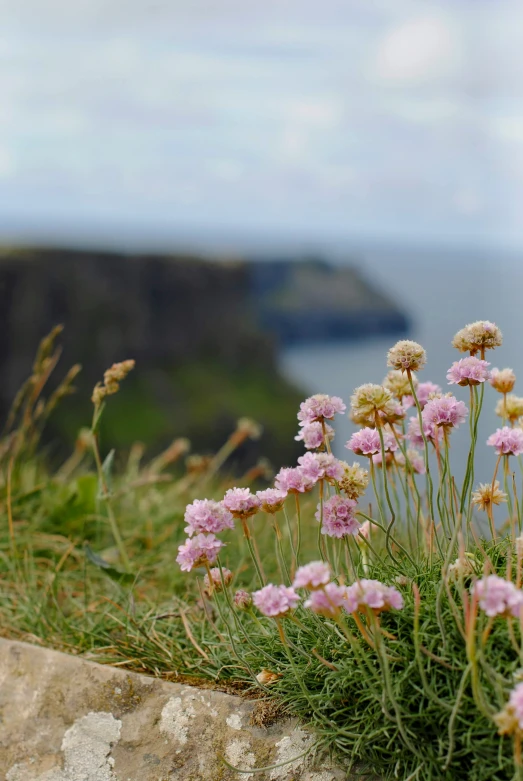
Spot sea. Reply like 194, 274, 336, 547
278, 248, 523, 485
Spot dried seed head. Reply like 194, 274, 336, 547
92, 359, 135, 406
452, 320, 502, 354
387, 340, 426, 372
256, 669, 282, 685
236, 417, 263, 441
496, 394, 523, 423
350, 383, 393, 418
383, 370, 417, 399
203, 567, 232, 594
471, 481, 507, 512
493, 705, 520, 736
338, 461, 369, 499
234, 589, 252, 610
490, 368, 516, 394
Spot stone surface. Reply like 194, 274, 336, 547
0, 639, 347, 781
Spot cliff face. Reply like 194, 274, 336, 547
0, 248, 303, 467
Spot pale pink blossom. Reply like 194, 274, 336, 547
297, 394, 346, 424
252, 584, 300, 617
316, 495, 360, 538
203, 567, 232, 591
274, 466, 315, 494
396, 448, 426, 475
487, 427, 523, 457
447, 357, 491, 386
176, 533, 224, 572
407, 416, 442, 447
474, 575, 523, 618
234, 590, 252, 609
509, 684, 523, 730
298, 452, 345, 482
304, 583, 349, 616
293, 561, 331, 590
256, 488, 288, 513
345, 579, 404, 613
406, 381, 442, 409
346, 428, 398, 457
295, 421, 334, 449
422, 395, 468, 429
184, 499, 234, 536
223, 487, 260, 518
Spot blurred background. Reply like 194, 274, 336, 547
1, 0, 523, 476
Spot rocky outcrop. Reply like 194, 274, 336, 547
0, 638, 348, 781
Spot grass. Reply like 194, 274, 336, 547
2, 326, 523, 780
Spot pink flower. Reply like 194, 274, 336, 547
234, 590, 252, 610
316, 495, 360, 538
256, 488, 287, 513
396, 448, 426, 475
413, 381, 442, 409
176, 533, 224, 572
295, 421, 334, 449
474, 575, 523, 617
252, 584, 300, 617
293, 561, 331, 590
274, 466, 315, 494
422, 395, 468, 429
297, 394, 346, 424
487, 427, 523, 457
223, 487, 260, 518
203, 567, 232, 591
407, 416, 442, 447
345, 579, 404, 613
298, 452, 345, 482
346, 428, 398, 457
304, 583, 349, 616
509, 684, 523, 729
184, 499, 234, 536
447, 357, 491, 386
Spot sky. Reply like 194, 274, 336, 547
2, 0, 523, 250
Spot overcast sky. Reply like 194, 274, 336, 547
2, 0, 523, 250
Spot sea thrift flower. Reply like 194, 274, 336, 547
487, 427, 523, 456
316, 495, 359, 538
274, 466, 315, 494
345, 579, 404, 614
350, 398, 404, 427
176, 533, 224, 572
452, 320, 502, 354
184, 499, 234, 536
371, 451, 395, 468
350, 384, 393, 418
383, 370, 417, 399
405, 381, 442, 410
494, 683, 523, 735
447, 554, 477, 581
297, 394, 346, 424
256, 488, 287, 513
387, 340, 426, 372
407, 416, 442, 447
446, 357, 491, 386
223, 488, 260, 518
295, 421, 334, 449
422, 395, 468, 429
305, 583, 349, 616
490, 368, 516, 394
234, 590, 252, 610
338, 461, 369, 499
252, 584, 300, 617
496, 394, 523, 423
396, 448, 426, 474
203, 567, 232, 592
298, 452, 345, 483
474, 575, 523, 618
471, 481, 507, 512
346, 428, 397, 457
293, 561, 331, 590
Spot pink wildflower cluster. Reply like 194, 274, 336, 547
407, 416, 442, 447
422, 395, 468, 429
345, 579, 404, 614
295, 421, 334, 449
509, 684, 523, 730
256, 488, 287, 513
447, 357, 491, 387
274, 466, 315, 494
305, 583, 349, 616
405, 381, 442, 409
474, 575, 523, 618
252, 584, 300, 617
293, 561, 331, 590
203, 567, 232, 592
316, 495, 359, 538
176, 534, 224, 572
184, 499, 234, 536
298, 452, 345, 482
297, 394, 346, 424
487, 427, 523, 457
223, 487, 260, 518
346, 428, 398, 457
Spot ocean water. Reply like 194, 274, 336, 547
279, 250, 523, 484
